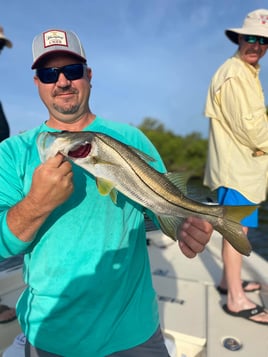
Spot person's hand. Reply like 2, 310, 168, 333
6, 153, 74, 243
178, 216, 213, 258
28, 153, 74, 214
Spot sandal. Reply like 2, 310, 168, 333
223, 304, 268, 325
217, 280, 261, 295
0, 304, 17, 324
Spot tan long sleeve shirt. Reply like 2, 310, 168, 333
204, 52, 268, 203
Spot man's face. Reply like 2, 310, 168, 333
238, 34, 268, 66
34, 54, 92, 125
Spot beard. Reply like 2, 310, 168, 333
52, 88, 80, 115
53, 103, 80, 115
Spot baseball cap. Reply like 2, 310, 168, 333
225, 9, 268, 44
31, 29, 87, 69
0, 26, 12, 48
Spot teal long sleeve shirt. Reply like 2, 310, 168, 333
0, 117, 166, 356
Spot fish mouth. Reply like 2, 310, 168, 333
68, 143, 92, 158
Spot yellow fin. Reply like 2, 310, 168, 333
109, 188, 118, 204
96, 178, 118, 204
157, 215, 185, 241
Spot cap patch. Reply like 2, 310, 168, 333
43, 30, 68, 48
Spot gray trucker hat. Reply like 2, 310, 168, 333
31, 29, 87, 69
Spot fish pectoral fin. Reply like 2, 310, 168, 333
224, 205, 259, 223
157, 215, 185, 241
96, 178, 118, 203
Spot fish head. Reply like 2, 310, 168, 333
37, 131, 97, 163
37, 130, 121, 202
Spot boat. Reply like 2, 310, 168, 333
1, 229, 268, 357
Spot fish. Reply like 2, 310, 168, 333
37, 131, 257, 256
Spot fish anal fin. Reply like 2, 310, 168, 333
157, 215, 185, 241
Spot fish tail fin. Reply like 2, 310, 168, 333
224, 205, 258, 223
215, 205, 257, 256
215, 220, 252, 256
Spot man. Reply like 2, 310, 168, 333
0, 29, 213, 356
204, 9, 268, 325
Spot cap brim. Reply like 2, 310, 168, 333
31, 50, 86, 69
0, 37, 12, 48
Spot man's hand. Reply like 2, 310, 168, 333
7, 153, 74, 242
178, 217, 213, 258
28, 153, 74, 214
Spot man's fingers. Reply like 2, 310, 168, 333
44, 152, 67, 168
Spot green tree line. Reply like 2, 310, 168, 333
138, 117, 208, 177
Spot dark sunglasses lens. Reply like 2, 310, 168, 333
243, 35, 268, 45
63, 64, 84, 80
244, 35, 256, 43
259, 37, 268, 45
36, 64, 84, 83
37, 68, 58, 83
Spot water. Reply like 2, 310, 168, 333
188, 178, 268, 262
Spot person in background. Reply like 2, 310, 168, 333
204, 9, 268, 325
0, 26, 12, 142
0, 25, 17, 325
0, 28, 213, 356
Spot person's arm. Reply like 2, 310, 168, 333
6, 153, 73, 242
178, 216, 213, 258
221, 76, 268, 152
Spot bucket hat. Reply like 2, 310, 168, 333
0, 27, 12, 48
225, 9, 268, 44
31, 29, 87, 69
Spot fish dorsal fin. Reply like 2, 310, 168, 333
96, 177, 118, 204
165, 172, 216, 203
165, 172, 189, 195
129, 147, 156, 163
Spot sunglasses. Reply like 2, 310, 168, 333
243, 35, 268, 45
36, 63, 86, 84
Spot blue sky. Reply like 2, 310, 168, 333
1, 0, 268, 138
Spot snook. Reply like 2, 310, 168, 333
37, 131, 256, 256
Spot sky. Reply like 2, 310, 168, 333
1, 0, 268, 138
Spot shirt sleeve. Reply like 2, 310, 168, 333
220, 75, 268, 152
0, 140, 33, 260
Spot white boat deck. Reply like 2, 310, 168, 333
148, 230, 268, 357
1, 230, 268, 356
0, 268, 25, 356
